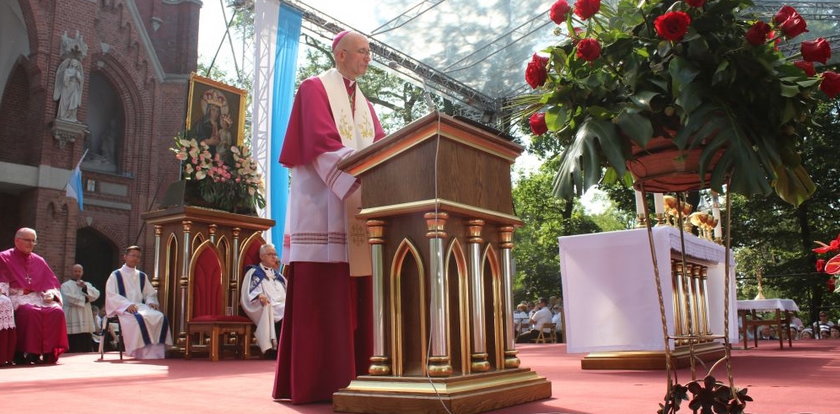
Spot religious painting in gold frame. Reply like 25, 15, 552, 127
185, 73, 247, 155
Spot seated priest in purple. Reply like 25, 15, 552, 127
273, 30, 386, 404
0, 262, 17, 366
0, 228, 68, 364
105, 246, 172, 359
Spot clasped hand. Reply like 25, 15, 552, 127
126, 303, 158, 313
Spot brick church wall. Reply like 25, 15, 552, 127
0, 0, 201, 276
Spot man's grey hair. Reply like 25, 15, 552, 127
259, 243, 276, 255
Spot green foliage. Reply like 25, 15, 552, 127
520, 0, 837, 205
730, 99, 840, 323
512, 163, 600, 303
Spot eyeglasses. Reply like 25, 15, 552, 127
343, 48, 371, 57
17, 238, 37, 245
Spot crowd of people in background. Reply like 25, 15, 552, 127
513, 296, 564, 343
745, 310, 840, 341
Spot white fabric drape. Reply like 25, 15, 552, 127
558, 226, 738, 353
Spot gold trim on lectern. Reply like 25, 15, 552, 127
358, 198, 523, 226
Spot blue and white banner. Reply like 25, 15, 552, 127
251, 0, 302, 255
65, 149, 88, 211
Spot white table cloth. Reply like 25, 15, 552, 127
737, 299, 799, 312
558, 226, 739, 353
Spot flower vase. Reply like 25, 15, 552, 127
626, 136, 724, 193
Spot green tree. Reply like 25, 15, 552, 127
512, 162, 600, 304
730, 99, 840, 324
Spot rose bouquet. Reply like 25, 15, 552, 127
170, 136, 266, 213
520, 0, 839, 205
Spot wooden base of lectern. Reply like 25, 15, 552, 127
333, 368, 551, 414
581, 342, 726, 370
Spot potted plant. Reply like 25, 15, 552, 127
169, 136, 266, 214
520, 0, 839, 205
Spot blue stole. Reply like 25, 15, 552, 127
247, 265, 286, 301
114, 270, 169, 345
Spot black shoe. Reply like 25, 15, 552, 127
263, 349, 277, 360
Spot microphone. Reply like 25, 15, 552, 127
420, 78, 438, 113
385, 60, 436, 113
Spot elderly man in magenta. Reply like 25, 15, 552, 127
0, 228, 68, 364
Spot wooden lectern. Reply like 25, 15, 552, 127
332, 113, 551, 414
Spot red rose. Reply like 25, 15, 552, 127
775, 6, 808, 38
654, 11, 691, 42
773, 5, 795, 24
745, 21, 771, 46
794, 60, 816, 76
801, 38, 831, 63
525, 53, 549, 89
529, 112, 548, 135
576, 38, 601, 61
821, 71, 840, 99
550, 0, 571, 25
686, 0, 705, 7
817, 259, 827, 272
574, 0, 600, 20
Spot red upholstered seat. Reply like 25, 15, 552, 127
185, 242, 253, 361
192, 248, 223, 318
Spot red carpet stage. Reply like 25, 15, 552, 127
4, 340, 839, 413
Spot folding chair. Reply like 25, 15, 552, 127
535, 322, 557, 343
98, 316, 124, 360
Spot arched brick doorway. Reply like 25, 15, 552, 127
74, 227, 118, 308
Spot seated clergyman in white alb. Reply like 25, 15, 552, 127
105, 246, 172, 359
240, 243, 286, 358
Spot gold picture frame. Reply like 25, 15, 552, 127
185, 73, 247, 154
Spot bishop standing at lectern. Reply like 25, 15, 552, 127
273, 30, 386, 404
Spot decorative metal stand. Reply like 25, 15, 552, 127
638, 183, 751, 414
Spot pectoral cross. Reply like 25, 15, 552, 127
24, 274, 32, 285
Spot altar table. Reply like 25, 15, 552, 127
558, 226, 738, 369
737, 299, 799, 350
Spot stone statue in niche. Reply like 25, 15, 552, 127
84, 117, 121, 172
53, 31, 88, 122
